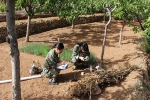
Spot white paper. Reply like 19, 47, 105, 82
57, 64, 69, 70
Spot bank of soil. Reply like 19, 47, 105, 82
0, 18, 149, 100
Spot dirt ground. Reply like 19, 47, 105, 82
0, 18, 148, 100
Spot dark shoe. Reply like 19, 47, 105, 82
48, 81, 58, 85
48, 79, 58, 85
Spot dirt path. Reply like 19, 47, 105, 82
0, 20, 147, 100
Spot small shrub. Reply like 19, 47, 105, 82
143, 17, 150, 54
145, 44, 150, 54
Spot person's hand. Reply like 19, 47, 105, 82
84, 56, 89, 61
61, 61, 65, 65
79, 57, 85, 61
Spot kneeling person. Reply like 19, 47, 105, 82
41, 42, 64, 85
71, 42, 90, 70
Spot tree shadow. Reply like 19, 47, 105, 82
29, 20, 141, 50
102, 52, 144, 70
57, 21, 139, 48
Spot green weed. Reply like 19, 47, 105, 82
20, 43, 98, 64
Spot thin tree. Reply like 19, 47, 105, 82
24, 2, 34, 42
16, 0, 45, 42
119, 18, 126, 44
101, 4, 118, 64
6, 0, 21, 99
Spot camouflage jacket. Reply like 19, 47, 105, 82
43, 49, 59, 71
71, 44, 90, 62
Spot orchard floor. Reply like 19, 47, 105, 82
0, 19, 148, 100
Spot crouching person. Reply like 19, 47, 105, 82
41, 42, 64, 85
71, 42, 90, 70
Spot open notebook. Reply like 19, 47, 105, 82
57, 64, 69, 70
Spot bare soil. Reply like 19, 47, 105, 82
0, 18, 148, 100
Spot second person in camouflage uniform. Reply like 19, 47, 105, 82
71, 42, 90, 70
41, 42, 64, 85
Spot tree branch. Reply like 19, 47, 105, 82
111, 4, 118, 12
135, 13, 145, 31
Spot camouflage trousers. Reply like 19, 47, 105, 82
42, 67, 60, 82
72, 59, 89, 69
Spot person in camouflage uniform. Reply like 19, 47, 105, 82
42, 42, 64, 85
71, 42, 90, 70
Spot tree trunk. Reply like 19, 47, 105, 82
103, 9, 106, 23
135, 14, 145, 31
101, 6, 112, 64
6, 0, 21, 100
25, 15, 31, 42
101, 4, 118, 64
119, 19, 126, 44
71, 19, 75, 30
